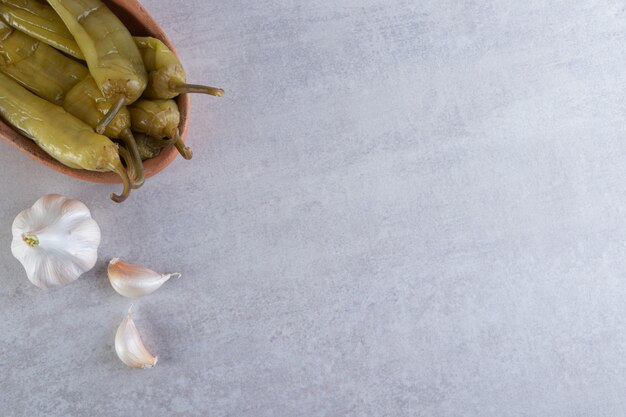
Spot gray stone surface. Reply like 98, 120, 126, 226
1, 0, 626, 415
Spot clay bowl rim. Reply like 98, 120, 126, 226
0, 0, 189, 185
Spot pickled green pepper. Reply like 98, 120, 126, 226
0, 0, 85, 59
47, 0, 148, 131
129, 99, 191, 160
0, 72, 131, 202
64, 76, 145, 188
0, 20, 87, 104
134, 37, 223, 99
133, 132, 163, 161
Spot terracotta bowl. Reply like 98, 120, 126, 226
0, 0, 189, 184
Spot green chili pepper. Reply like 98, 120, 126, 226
0, 0, 85, 60
134, 37, 223, 99
0, 72, 131, 202
64, 75, 145, 188
129, 99, 191, 160
133, 132, 163, 161
47, 0, 147, 132
0, 20, 88, 105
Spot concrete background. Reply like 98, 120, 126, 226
2, 0, 626, 415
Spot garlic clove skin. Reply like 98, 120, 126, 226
115, 308, 158, 369
108, 258, 181, 298
11, 194, 101, 288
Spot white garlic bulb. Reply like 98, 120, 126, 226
11, 194, 101, 288
108, 258, 181, 298
115, 307, 158, 368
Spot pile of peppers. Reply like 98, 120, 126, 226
0, 0, 223, 202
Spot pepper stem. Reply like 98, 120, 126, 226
22, 233, 39, 247
170, 82, 224, 97
146, 134, 178, 147
119, 129, 145, 189
117, 145, 136, 184
172, 129, 192, 160
96, 95, 126, 134
110, 160, 132, 203
117, 144, 139, 190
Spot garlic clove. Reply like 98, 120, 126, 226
108, 258, 181, 298
115, 307, 158, 369
11, 194, 101, 288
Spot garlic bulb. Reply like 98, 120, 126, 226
108, 258, 181, 298
115, 307, 158, 368
11, 194, 101, 288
